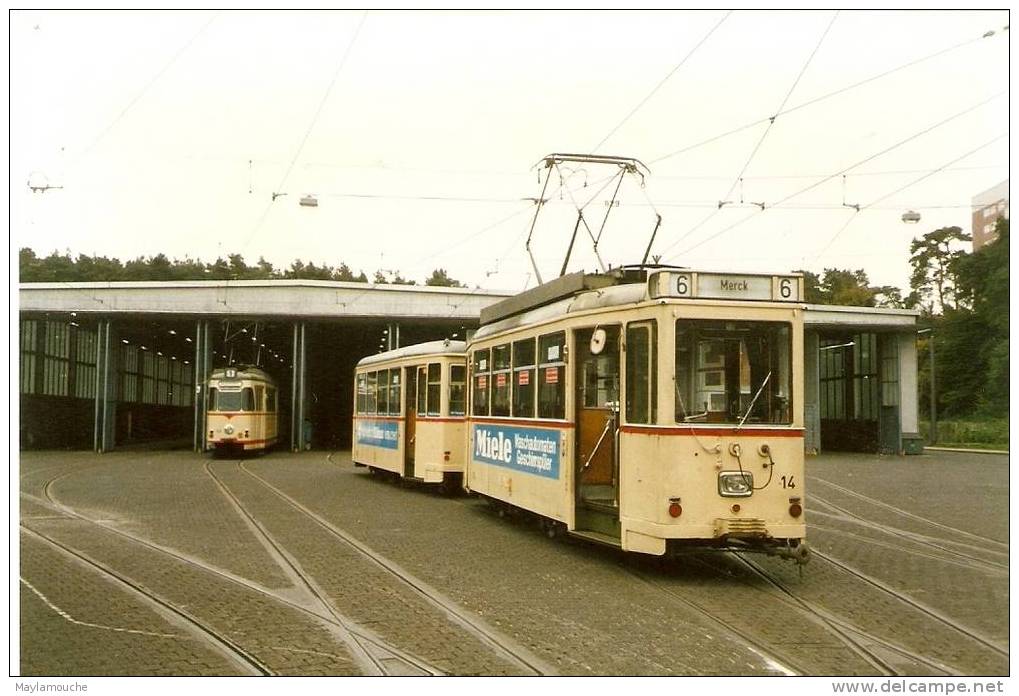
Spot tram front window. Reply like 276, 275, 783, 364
675, 320, 791, 424
214, 387, 255, 412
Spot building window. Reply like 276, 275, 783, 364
74, 328, 98, 399
853, 333, 879, 421
141, 351, 156, 403
156, 355, 170, 405
42, 321, 70, 397
819, 339, 847, 420
122, 345, 139, 403
20, 320, 38, 394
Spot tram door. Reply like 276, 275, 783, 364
574, 326, 621, 539
404, 366, 418, 478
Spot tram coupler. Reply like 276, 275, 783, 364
773, 539, 810, 565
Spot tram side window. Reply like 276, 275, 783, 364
417, 366, 428, 414
356, 373, 367, 414
472, 350, 490, 417
449, 364, 466, 416
537, 332, 566, 419
626, 322, 657, 424
426, 363, 442, 416
254, 385, 265, 412
209, 387, 218, 410
366, 371, 378, 414
512, 338, 536, 418
389, 369, 401, 415
491, 344, 511, 417
675, 320, 792, 424
378, 369, 391, 415
242, 387, 255, 412
267, 387, 277, 413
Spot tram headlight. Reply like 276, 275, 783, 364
718, 471, 753, 497
223, 423, 235, 436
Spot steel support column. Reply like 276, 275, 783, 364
93, 320, 116, 452
193, 320, 212, 452
291, 322, 308, 451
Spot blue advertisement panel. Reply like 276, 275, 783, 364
472, 424, 560, 479
356, 419, 399, 450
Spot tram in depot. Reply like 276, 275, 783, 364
206, 365, 280, 455
352, 340, 468, 492
464, 266, 809, 561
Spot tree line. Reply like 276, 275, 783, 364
17, 249, 465, 287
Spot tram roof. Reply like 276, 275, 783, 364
473, 281, 920, 341
474, 282, 648, 341
356, 339, 467, 367
209, 365, 276, 382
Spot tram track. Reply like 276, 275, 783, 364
633, 552, 953, 676
20, 523, 273, 676
26, 459, 548, 675
238, 460, 556, 676
727, 553, 963, 677
22, 489, 421, 674
623, 563, 804, 675
29, 465, 439, 675
807, 518, 1008, 576
810, 477, 1009, 551
808, 501, 1008, 575
204, 461, 442, 676
806, 547, 1009, 658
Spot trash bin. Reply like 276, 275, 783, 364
902, 434, 924, 455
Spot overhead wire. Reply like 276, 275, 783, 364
413, 204, 536, 266
661, 11, 838, 256
653, 163, 1005, 181
650, 25, 1001, 165
659, 90, 1006, 260
72, 12, 220, 165
35, 12, 219, 310
811, 132, 1007, 261
242, 12, 368, 250
590, 10, 732, 153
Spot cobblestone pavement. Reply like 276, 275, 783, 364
18, 448, 1009, 676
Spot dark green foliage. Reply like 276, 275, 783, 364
424, 268, 466, 287
915, 218, 1008, 419
795, 267, 907, 307
17, 248, 453, 287
908, 225, 971, 313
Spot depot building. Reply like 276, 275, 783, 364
18, 278, 922, 455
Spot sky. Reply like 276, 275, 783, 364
9, 9, 1011, 294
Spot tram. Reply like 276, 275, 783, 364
464, 266, 808, 561
352, 340, 468, 492
207, 366, 280, 455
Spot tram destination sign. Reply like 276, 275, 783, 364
648, 270, 802, 303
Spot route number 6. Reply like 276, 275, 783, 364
675, 274, 691, 296
779, 278, 792, 299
